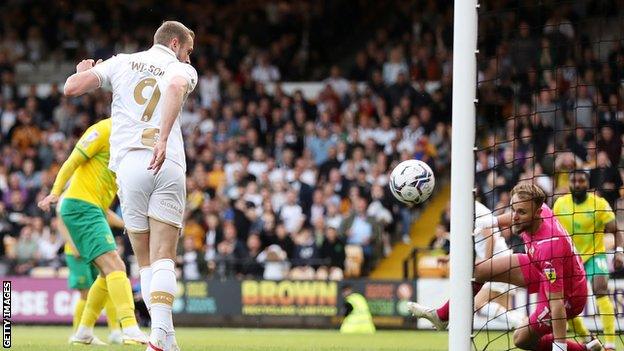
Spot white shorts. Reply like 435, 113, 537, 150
116, 149, 186, 232
484, 281, 516, 295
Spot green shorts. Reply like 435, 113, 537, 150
584, 254, 610, 276
66, 254, 99, 290
60, 198, 116, 263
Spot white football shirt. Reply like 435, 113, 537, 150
474, 201, 510, 260
92, 44, 198, 172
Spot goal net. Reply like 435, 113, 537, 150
472, 0, 624, 349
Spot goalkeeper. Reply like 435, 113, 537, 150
410, 184, 602, 351
553, 170, 624, 351
38, 118, 146, 345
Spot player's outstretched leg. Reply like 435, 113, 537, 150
408, 254, 528, 330
406, 281, 482, 330
407, 301, 449, 330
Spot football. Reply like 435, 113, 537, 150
389, 159, 435, 205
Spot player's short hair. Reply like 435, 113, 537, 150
510, 183, 546, 209
568, 169, 589, 180
154, 21, 195, 46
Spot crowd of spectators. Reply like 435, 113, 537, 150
475, 1, 624, 207
468, 1, 624, 256
4, 0, 621, 280
0, 0, 455, 279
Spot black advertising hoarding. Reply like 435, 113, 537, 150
172, 279, 241, 316
172, 279, 417, 329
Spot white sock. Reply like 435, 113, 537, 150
75, 325, 94, 338
149, 259, 176, 344
140, 266, 153, 313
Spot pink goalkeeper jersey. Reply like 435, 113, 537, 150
521, 204, 586, 298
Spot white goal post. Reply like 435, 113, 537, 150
449, 0, 478, 349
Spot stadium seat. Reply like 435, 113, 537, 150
30, 266, 57, 278
417, 255, 448, 278
57, 266, 70, 278
344, 245, 364, 278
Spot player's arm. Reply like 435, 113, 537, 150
548, 290, 567, 345
148, 75, 189, 173
605, 219, 624, 269
106, 209, 125, 229
63, 59, 103, 97
495, 212, 511, 229
483, 228, 494, 259
38, 149, 89, 211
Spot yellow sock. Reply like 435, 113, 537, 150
104, 297, 120, 332
80, 276, 108, 328
72, 298, 87, 330
568, 316, 591, 338
596, 295, 616, 345
106, 270, 138, 329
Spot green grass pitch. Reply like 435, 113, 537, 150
10, 326, 624, 350
8, 326, 519, 350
